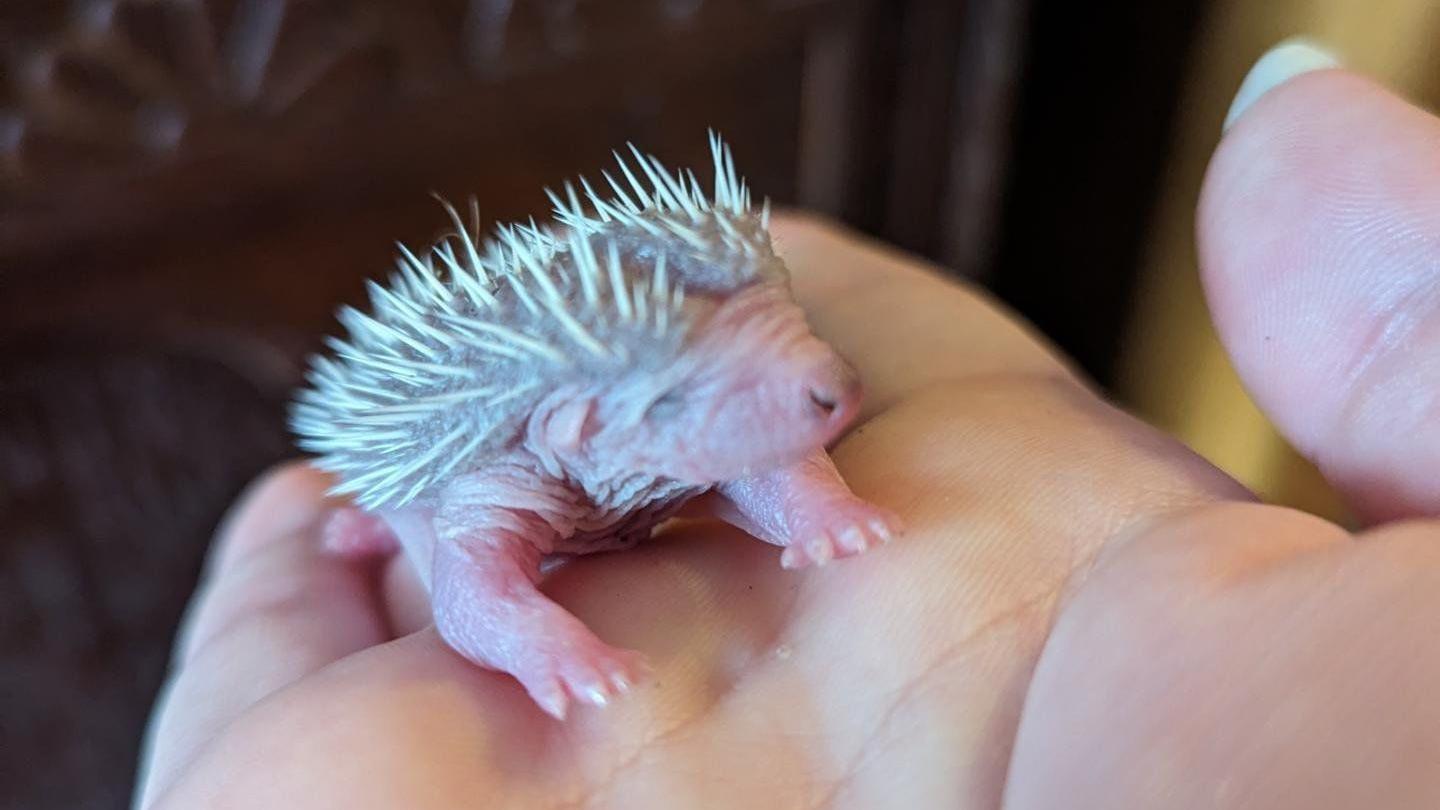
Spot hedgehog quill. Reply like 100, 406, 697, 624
290, 134, 902, 719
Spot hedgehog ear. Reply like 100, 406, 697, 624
549, 397, 598, 452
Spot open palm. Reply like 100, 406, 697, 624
139, 66, 1440, 810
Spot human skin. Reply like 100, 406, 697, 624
136, 63, 1440, 809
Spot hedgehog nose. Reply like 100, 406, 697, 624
802, 358, 862, 423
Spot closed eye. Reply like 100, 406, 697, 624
644, 389, 684, 421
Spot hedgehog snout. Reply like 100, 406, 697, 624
799, 355, 862, 430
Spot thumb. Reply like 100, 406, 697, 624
1199, 41, 1440, 522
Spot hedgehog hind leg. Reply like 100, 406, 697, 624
431, 532, 647, 720
321, 507, 402, 557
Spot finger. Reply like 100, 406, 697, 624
1008, 502, 1440, 807
1199, 48, 1440, 521
136, 463, 389, 808
383, 550, 433, 636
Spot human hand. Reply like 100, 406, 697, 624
136, 51, 1440, 809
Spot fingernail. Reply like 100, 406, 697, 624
1224, 37, 1341, 132
540, 694, 568, 721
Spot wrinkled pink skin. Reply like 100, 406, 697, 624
324, 282, 901, 719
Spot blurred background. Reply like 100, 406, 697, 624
2, 0, 1438, 807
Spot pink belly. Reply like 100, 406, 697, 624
553, 489, 701, 554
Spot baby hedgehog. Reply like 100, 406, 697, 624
291, 134, 902, 718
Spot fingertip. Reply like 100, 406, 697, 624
1199, 65, 1434, 413
236, 460, 333, 521
1200, 60, 1440, 520
144, 462, 390, 805
210, 461, 335, 573
1223, 37, 1342, 133
536, 683, 569, 721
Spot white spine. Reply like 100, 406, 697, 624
293, 133, 769, 508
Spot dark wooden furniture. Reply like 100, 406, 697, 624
1, 1, 1032, 806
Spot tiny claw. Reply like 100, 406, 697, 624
630, 656, 655, 683
839, 526, 868, 554
609, 671, 633, 694
536, 683, 569, 720
781, 547, 803, 569
585, 685, 610, 706
607, 656, 646, 694
868, 517, 896, 544
809, 535, 834, 566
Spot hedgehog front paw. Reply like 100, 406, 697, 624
779, 499, 902, 570
515, 634, 650, 720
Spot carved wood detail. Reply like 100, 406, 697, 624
2, 0, 811, 191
